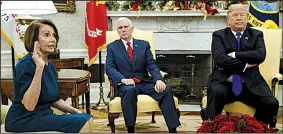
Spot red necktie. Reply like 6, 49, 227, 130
127, 41, 140, 83
127, 42, 133, 62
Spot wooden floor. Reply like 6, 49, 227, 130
78, 104, 282, 124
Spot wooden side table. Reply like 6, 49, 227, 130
56, 69, 91, 114
50, 58, 85, 70
50, 58, 90, 110
1, 69, 91, 114
1, 58, 86, 105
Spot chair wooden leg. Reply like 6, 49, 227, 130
1, 93, 8, 105
108, 113, 120, 133
71, 96, 79, 108
82, 94, 85, 109
151, 112, 156, 123
226, 112, 230, 116
85, 91, 90, 114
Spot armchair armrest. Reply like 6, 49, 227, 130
104, 74, 115, 100
271, 73, 282, 96
1, 105, 9, 125
105, 70, 169, 100
160, 70, 169, 80
148, 70, 169, 80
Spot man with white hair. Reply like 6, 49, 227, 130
105, 17, 181, 133
205, 4, 279, 127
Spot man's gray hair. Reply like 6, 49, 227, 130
227, 4, 249, 19
116, 17, 133, 29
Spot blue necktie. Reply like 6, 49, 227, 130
232, 32, 242, 96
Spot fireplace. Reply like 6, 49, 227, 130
156, 53, 212, 105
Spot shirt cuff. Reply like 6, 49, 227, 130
243, 63, 248, 72
228, 52, 236, 58
232, 52, 236, 58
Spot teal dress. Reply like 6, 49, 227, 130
5, 53, 91, 133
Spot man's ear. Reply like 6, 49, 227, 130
226, 19, 230, 26
226, 15, 230, 24
131, 26, 134, 31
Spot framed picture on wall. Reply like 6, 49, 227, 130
53, 0, 76, 13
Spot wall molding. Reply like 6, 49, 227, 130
1, 49, 107, 77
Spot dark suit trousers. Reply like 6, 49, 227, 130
205, 82, 279, 126
118, 82, 181, 129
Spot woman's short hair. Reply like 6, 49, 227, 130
24, 19, 59, 52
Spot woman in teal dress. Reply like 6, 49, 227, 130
5, 19, 93, 133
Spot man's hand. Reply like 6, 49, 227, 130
155, 80, 166, 93
121, 79, 135, 85
247, 64, 257, 68
75, 109, 82, 114
227, 52, 236, 58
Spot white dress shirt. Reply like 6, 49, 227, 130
226, 30, 248, 82
121, 38, 133, 50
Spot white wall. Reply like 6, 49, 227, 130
1, 1, 87, 51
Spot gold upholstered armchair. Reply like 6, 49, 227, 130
105, 29, 179, 133
201, 27, 282, 127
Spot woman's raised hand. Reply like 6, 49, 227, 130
32, 41, 45, 69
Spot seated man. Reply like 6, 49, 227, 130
105, 17, 181, 133
205, 4, 279, 127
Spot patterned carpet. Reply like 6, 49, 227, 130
92, 115, 283, 133
90, 107, 283, 133
93, 115, 202, 133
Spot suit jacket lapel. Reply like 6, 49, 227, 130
133, 39, 139, 66
226, 29, 238, 51
240, 29, 250, 51
118, 40, 131, 65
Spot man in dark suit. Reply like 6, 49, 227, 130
105, 17, 180, 133
205, 4, 279, 127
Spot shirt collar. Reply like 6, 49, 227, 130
121, 38, 133, 46
231, 29, 244, 37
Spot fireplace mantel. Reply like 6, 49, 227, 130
107, 10, 228, 53
107, 10, 228, 17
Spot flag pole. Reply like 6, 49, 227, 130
92, 51, 107, 110
2, 46, 15, 105
86, 0, 108, 110
11, 46, 15, 73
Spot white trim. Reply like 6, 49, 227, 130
1, 49, 107, 66
107, 10, 228, 17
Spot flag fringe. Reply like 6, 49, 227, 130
85, 43, 107, 67
1, 29, 23, 59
